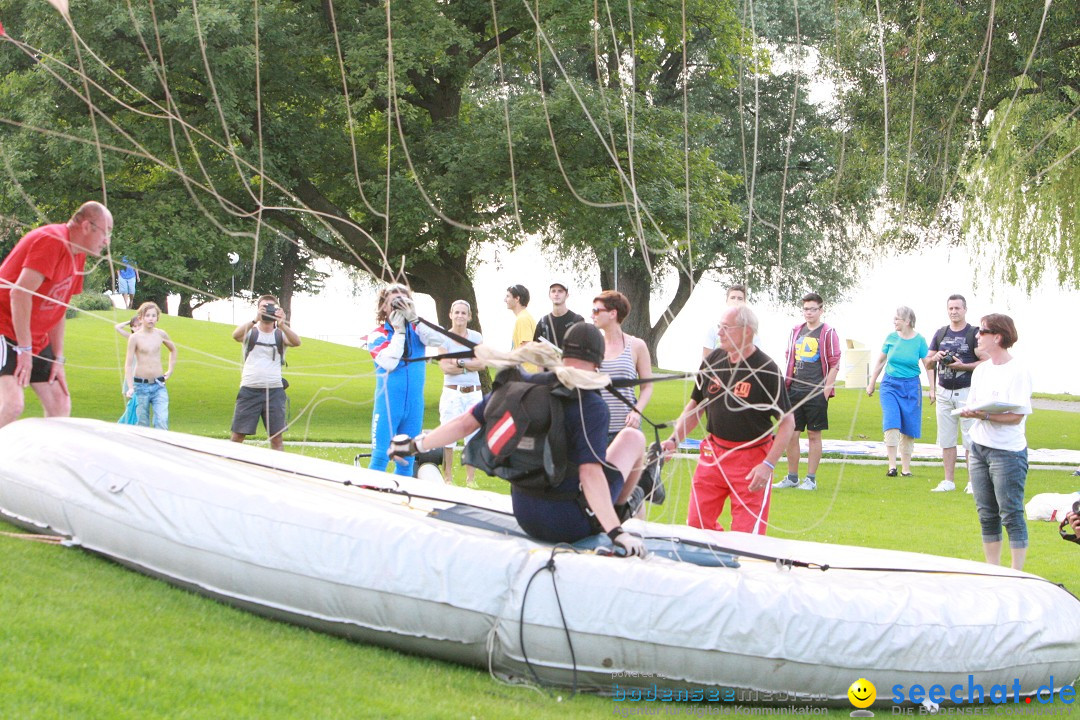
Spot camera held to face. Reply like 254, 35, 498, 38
261, 303, 278, 322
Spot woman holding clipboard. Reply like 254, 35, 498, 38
959, 314, 1033, 571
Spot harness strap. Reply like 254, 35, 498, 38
398, 316, 479, 364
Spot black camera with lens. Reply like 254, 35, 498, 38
1059, 500, 1080, 545
938, 351, 958, 369
261, 303, 278, 322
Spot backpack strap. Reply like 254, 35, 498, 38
244, 326, 286, 366
275, 328, 286, 366
931, 326, 948, 350
964, 324, 978, 351
244, 326, 259, 362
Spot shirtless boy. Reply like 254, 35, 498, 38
124, 302, 177, 429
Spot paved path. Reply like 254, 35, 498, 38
1032, 398, 1080, 413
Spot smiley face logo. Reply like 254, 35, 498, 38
847, 678, 876, 709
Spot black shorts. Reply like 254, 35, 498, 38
231, 385, 288, 437
789, 389, 829, 432
0, 336, 57, 384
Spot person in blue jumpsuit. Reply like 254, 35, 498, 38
367, 284, 444, 475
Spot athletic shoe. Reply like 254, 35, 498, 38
640, 441, 667, 505
773, 476, 800, 489
931, 480, 955, 492
886, 468, 898, 477
796, 477, 816, 491
964, 482, 973, 494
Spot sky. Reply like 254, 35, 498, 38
188, 240, 1080, 395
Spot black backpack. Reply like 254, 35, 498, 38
244, 326, 286, 365
462, 368, 576, 497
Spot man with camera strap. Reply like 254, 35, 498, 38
925, 294, 986, 493
230, 295, 301, 450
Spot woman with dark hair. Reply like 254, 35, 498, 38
866, 306, 930, 476
591, 290, 653, 437
366, 284, 444, 476
591, 290, 657, 507
959, 313, 1033, 570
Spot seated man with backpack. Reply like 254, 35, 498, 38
390, 322, 648, 557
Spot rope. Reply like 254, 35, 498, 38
0, 531, 66, 544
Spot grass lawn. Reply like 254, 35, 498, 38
2, 311, 1079, 718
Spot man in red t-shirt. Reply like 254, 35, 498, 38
0, 201, 112, 428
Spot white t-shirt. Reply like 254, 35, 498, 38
240, 328, 285, 389
703, 324, 719, 352
442, 329, 482, 387
967, 357, 1032, 452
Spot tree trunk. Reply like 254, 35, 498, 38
142, 290, 170, 316
280, 240, 298, 320
597, 249, 705, 366
177, 293, 194, 318
409, 246, 492, 392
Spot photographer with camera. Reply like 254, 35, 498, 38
230, 295, 301, 450
924, 295, 986, 493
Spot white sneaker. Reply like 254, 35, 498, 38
796, 477, 817, 491
964, 482, 973, 494
931, 480, 955, 492
773, 476, 800, 489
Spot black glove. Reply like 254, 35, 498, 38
389, 434, 419, 464
608, 526, 646, 558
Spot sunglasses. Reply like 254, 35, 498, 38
977, 327, 995, 335
591, 307, 612, 315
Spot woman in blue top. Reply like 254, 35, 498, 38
866, 306, 931, 477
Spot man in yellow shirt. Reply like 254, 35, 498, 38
506, 284, 537, 372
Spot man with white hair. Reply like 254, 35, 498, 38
663, 304, 794, 535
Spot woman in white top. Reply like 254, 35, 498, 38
437, 300, 484, 487
959, 314, 1033, 571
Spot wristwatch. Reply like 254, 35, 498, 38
457, 359, 465, 368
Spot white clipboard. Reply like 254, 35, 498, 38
952, 400, 1024, 416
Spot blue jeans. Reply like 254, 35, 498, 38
134, 380, 169, 430
968, 442, 1028, 548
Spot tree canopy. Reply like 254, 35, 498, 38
0, 0, 1073, 349
828, 0, 1079, 287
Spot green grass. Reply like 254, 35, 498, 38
3, 312, 1080, 718
52, 310, 1080, 453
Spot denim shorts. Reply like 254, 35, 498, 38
968, 442, 1028, 548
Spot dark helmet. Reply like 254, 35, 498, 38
562, 322, 605, 367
